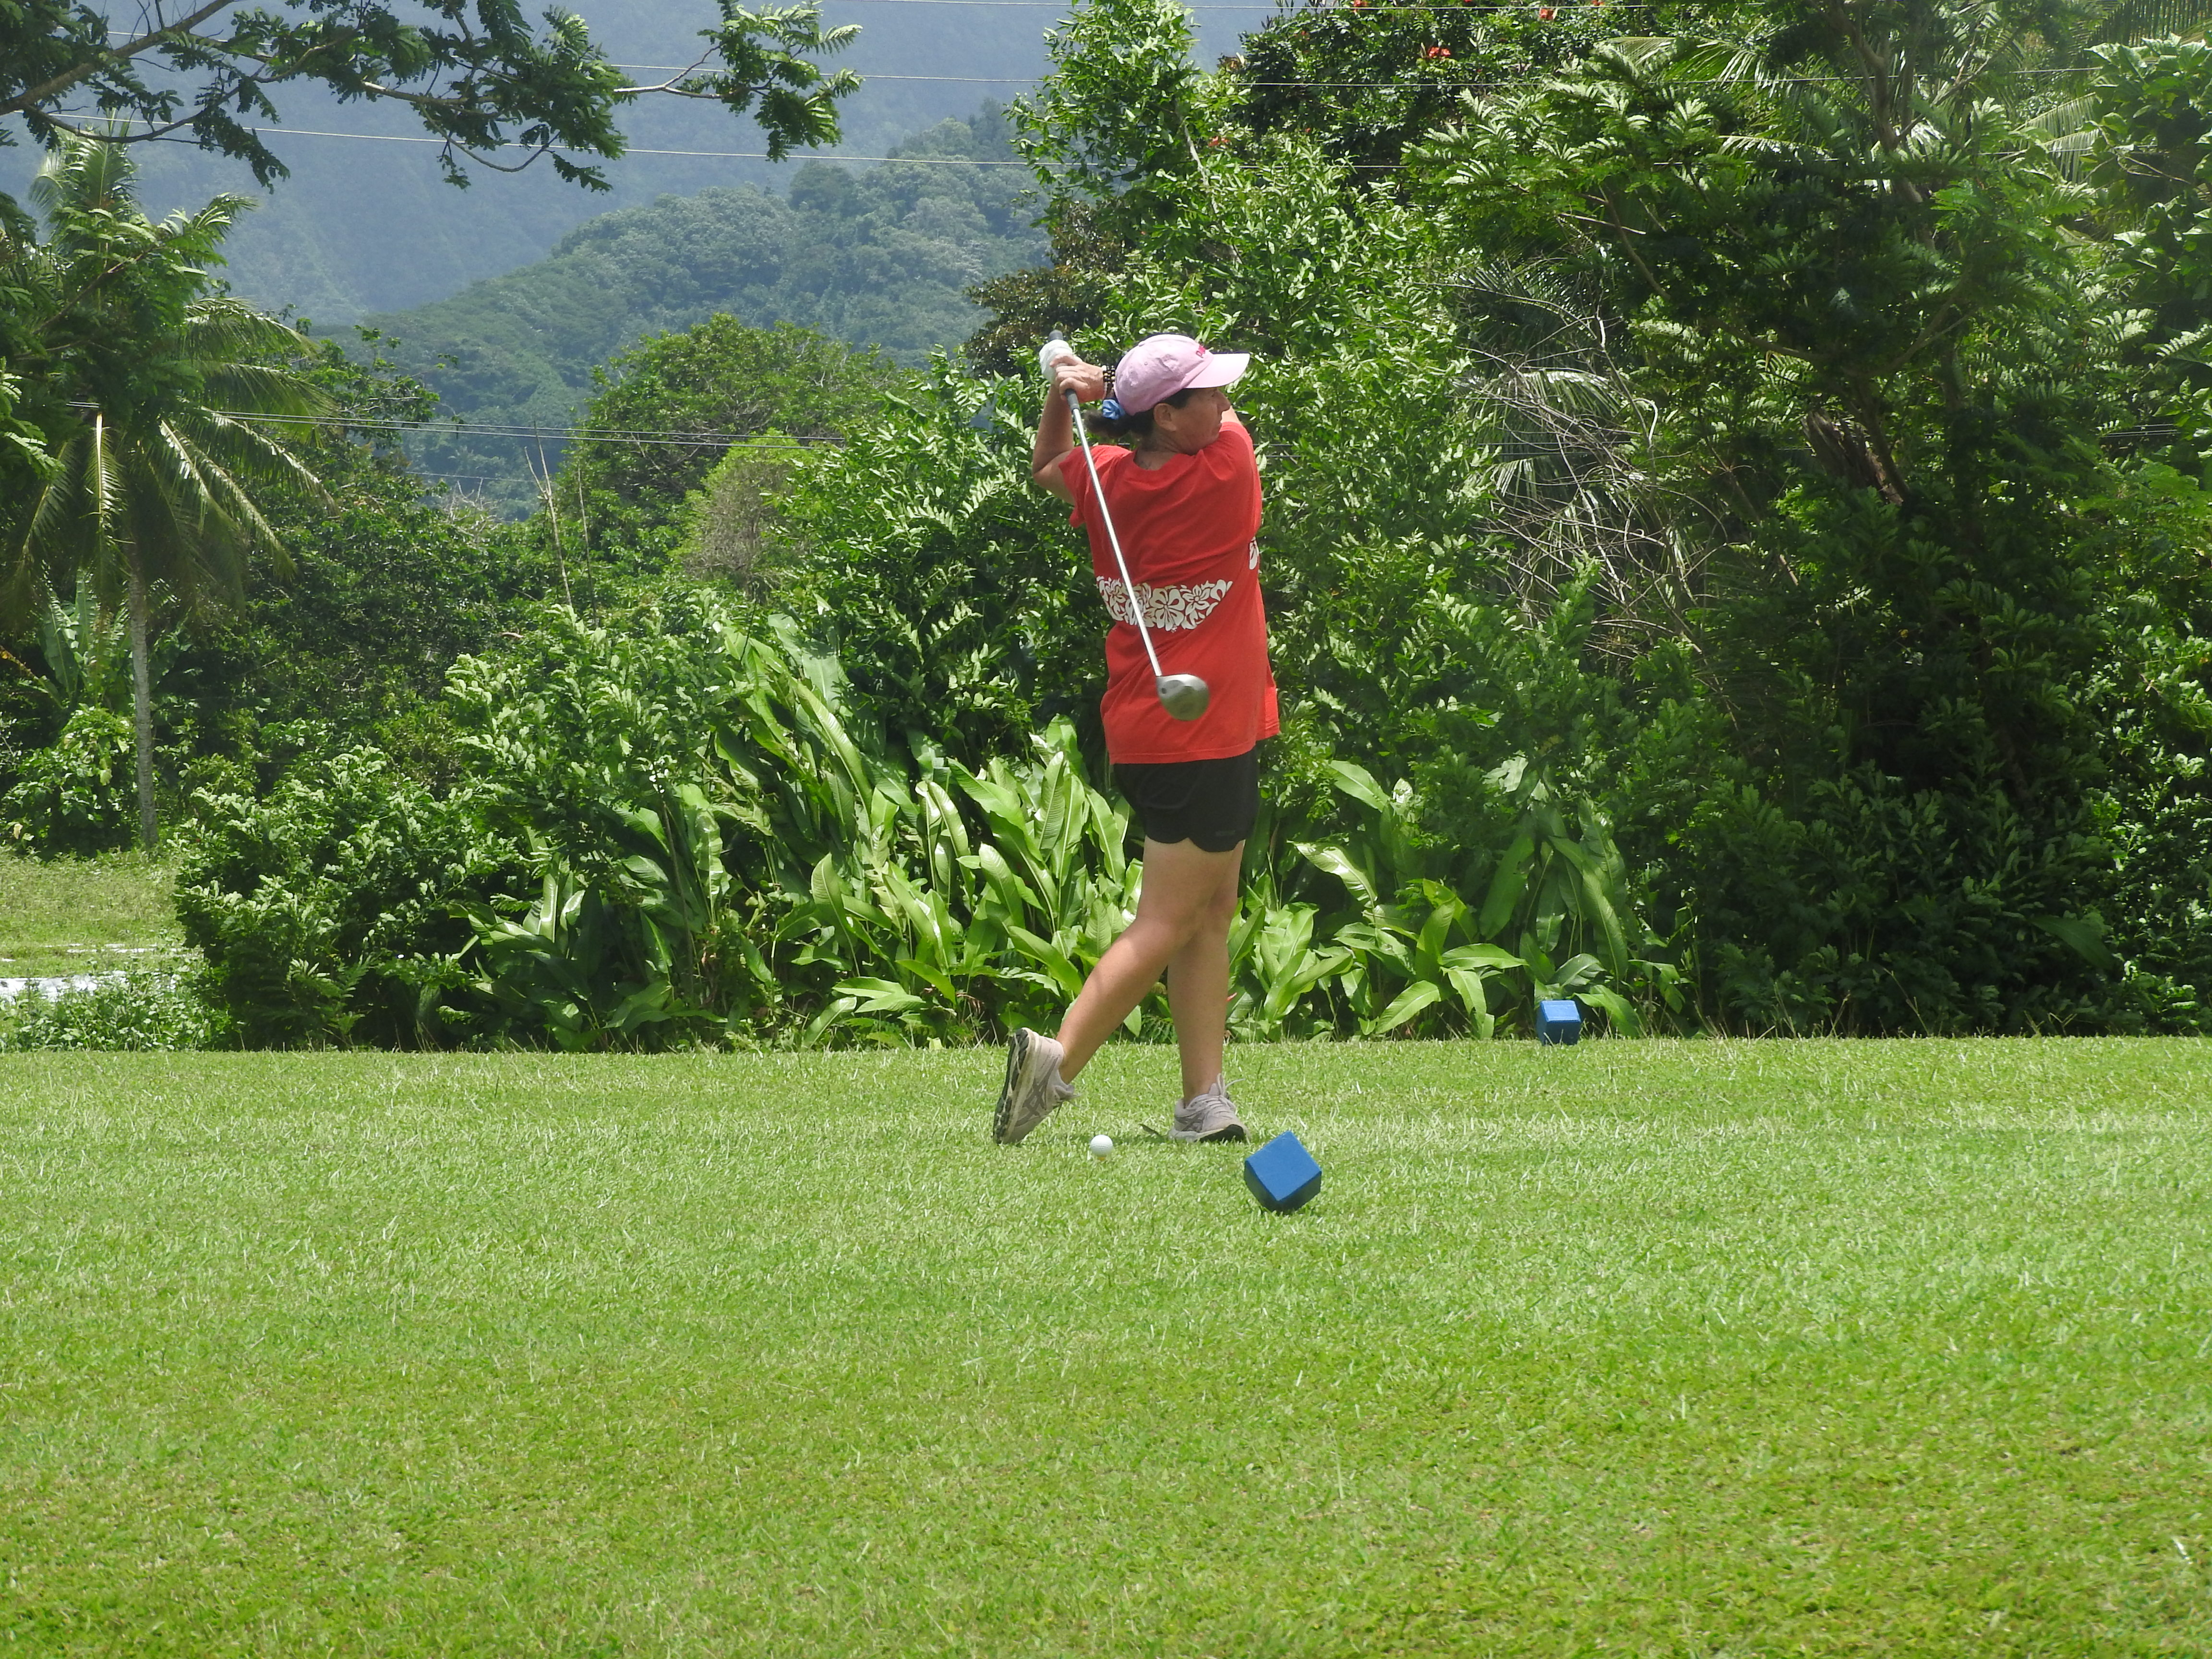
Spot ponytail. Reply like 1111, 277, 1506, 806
1084, 384, 1199, 443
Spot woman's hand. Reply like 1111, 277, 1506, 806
1033, 355, 1106, 502
1050, 360, 1108, 404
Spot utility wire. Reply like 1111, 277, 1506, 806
96, 58, 2096, 185
829, 0, 1656, 7
71, 400, 845, 449
215, 409, 846, 450
72, 56, 2110, 164
690, 64, 2114, 84
200, 125, 1059, 167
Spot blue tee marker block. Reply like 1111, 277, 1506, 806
1243, 1131, 1322, 1214
1537, 998, 1583, 1046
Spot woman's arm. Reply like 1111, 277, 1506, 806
1031, 358, 1106, 502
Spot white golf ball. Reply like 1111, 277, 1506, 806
1089, 1134, 1115, 1158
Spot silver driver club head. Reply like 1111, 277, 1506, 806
1156, 673, 1211, 721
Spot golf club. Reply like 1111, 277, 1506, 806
1039, 332, 1211, 722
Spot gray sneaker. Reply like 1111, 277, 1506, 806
1170, 1077, 1247, 1143
993, 1028, 1074, 1144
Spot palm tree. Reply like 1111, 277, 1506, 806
7, 132, 329, 852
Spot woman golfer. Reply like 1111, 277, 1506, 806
991, 332, 1276, 1145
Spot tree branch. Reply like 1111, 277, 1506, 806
32, 108, 207, 145
616, 51, 719, 98
0, 0, 239, 120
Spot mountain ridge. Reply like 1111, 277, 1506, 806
364, 108, 1046, 507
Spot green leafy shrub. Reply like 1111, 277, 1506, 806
1293, 756, 1678, 1038
175, 592, 1662, 1049
442, 597, 1160, 1047
2, 705, 137, 854
680, 436, 801, 594
774, 369, 1102, 767
0, 973, 227, 1052
176, 749, 523, 1047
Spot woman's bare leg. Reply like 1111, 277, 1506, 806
1054, 838, 1244, 1083
1164, 846, 1244, 1099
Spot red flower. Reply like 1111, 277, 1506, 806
1537, 5, 1555, 15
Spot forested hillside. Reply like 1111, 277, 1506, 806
361, 109, 1045, 506
0, 0, 1244, 322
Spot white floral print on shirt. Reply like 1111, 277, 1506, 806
1096, 577, 1234, 633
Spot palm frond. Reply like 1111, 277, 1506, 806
2092, 0, 2212, 46
13, 133, 330, 637
195, 360, 330, 419
134, 422, 254, 610
2023, 91, 2103, 134
1604, 36, 1686, 74
167, 422, 294, 555
172, 408, 333, 511
0, 435, 87, 626
179, 298, 314, 368
29, 131, 139, 233
84, 417, 124, 589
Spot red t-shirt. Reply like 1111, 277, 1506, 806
1060, 415, 1280, 764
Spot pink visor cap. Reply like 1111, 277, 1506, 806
1113, 333, 1250, 413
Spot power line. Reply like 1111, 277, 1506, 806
830, 0, 1589, 7
123, 61, 2104, 177
88, 36, 2113, 101
624, 65, 2110, 85
215, 125, 1057, 168
215, 409, 847, 450
617, 64, 1045, 79
581, 49, 2127, 88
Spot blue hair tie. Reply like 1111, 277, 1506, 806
1100, 397, 1125, 421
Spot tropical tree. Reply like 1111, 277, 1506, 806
0, 0, 858, 197
1401, 0, 2212, 1031
7, 134, 331, 852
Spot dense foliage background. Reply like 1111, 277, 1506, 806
6, 0, 2212, 1049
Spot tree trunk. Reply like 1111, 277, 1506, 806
127, 547, 156, 854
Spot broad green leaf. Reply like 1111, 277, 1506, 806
1442, 943, 1523, 972
1296, 841, 1381, 913
1578, 984, 1641, 1036
1006, 925, 1085, 1000
1477, 834, 1535, 938
1325, 760, 1393, 814
2032, 914, 2116, 971
1366, 980, 1443, 1036
835, 977, 929, 1015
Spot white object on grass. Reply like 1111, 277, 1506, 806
1089, 1134, 1114, 1158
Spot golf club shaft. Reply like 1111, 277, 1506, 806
1060, 385, 1169, 684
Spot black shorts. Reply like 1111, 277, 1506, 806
1112, 745, 1262, 853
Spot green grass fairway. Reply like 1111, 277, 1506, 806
3, 1042, 2208, 1655
0, 850, 179, 977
